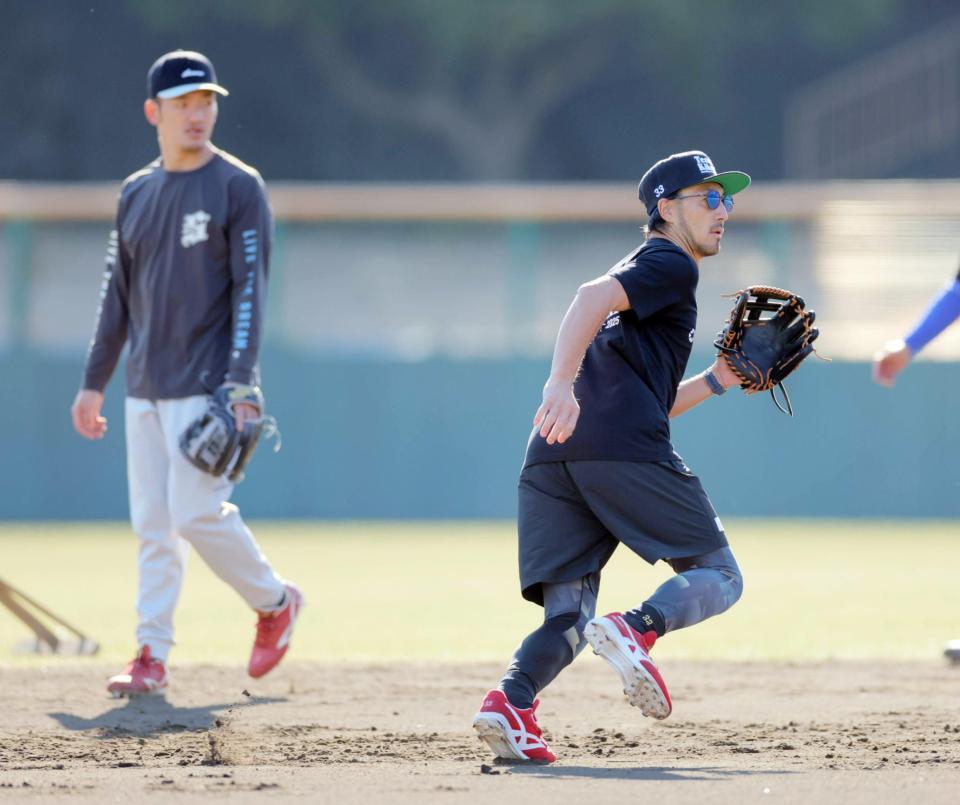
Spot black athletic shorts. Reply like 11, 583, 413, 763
518, 460, 728, 605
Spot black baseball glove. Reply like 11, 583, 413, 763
179, 384, 280, 482
714, 286, 820, 415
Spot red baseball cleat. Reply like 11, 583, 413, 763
107, 645, 168, 698
472, 689, 557, 763
248, 583, 303, 678
584, 612, 672, 719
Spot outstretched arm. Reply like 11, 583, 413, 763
873, 278, 960, 387
534, 275, 629, 445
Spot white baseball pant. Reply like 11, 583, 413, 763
125, 395, 286, 662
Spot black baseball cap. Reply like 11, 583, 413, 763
639, 150, 750, 224
147, 50, 229, 100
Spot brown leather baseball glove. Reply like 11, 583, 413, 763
714, 286, 820, 415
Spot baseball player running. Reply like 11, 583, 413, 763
70, 50, 302, 697
473, 151, 750, 763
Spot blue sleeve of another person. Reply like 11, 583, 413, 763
904, 277, 960, 354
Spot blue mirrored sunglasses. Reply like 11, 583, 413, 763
672, 189, 734, 212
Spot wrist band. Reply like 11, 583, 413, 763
704, 370, 726, 396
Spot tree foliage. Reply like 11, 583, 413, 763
4, 0, 951, 180
124, 0, 903, 178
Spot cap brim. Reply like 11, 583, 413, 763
156, 82, 229, 99
702, 170, 751, 196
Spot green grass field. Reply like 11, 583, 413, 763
0, 520, 957, 666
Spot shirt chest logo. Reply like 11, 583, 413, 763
181, 210, 211, 248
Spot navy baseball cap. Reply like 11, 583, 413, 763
639, 150, 750, 224
147, 50, 229, 99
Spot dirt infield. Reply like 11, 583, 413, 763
1, 659, 958, 803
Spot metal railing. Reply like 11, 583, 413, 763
4, 180, 960, 222
785, 16, 960, 179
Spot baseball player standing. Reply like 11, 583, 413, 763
473, 151, 750, 763
70, 50, 302, 697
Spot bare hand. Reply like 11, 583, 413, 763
533, 378, 580, 445
872, 339, 912, 387
71, 389, 107, 439
233, 402, 260, 431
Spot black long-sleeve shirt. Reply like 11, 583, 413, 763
82, 147, 272, 399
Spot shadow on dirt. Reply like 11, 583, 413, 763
47, 691, 286, 737
504, 764, 797, 781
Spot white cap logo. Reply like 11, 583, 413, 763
695, 155, 715, 175
653, 184, 665, 198
181, 68, 206, 78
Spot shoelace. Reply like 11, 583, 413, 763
254, 610, 285, 647
126, 651, 161, 675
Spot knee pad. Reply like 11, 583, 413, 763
544, 609, 580, 633
721, 564, 744, 605
542, 573, 599, 655
543, 610, 584, 655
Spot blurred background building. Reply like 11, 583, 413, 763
2, 0, 959, 519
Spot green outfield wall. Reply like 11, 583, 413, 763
5, 187, 960, 521
5, 348, 958, 520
